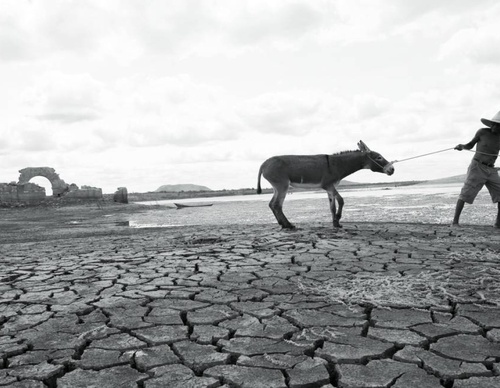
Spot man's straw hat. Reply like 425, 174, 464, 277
481, 111, 500, 127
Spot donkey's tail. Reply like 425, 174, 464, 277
257, 166, 263, 194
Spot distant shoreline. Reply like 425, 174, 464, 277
128, 180, 426, 202
129, 173, 467, 202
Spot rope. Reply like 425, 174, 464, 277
463, 149, 500, 157
391, 147, 455, 164
391, 147, 500, 164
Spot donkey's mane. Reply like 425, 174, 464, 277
331, 150, 362, 156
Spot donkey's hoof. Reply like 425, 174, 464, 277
282, 224, 296, 230
333, 222, 343, 229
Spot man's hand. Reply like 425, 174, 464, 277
455, 144, 465, 151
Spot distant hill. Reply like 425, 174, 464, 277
418, 174, 466, 185
338, 179, 361, 186
155, 184, 211, 192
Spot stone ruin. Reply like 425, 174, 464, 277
18, 167, 69, 197
0, 167, 103, 205
0, 182, 46, 204
113, 187, 128, 204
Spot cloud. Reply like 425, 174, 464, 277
7, 66, 497, 160
353, 94, 391, 120
39, 1, 111, 53
125, 0, 340, 56
7, 71, 243, 152
23, 71, 106, 124
236, 91, 396, 143
237, 92, 323, 135
322, 0, 499, 46
237, 90, 360, 136
0, 10, 34, 61
0, 0, 115, 62
0, 0, 331, 63
0, 0, 356, 62
2, 117, 57, 152
100, 74, 242, 147
0, 0, 43, 62
223, 1, 333, 50
4, 0, 498, 65
439, 21, 500, 65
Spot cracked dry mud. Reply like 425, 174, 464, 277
1, 221, 500, 388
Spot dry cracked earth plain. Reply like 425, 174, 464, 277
1, 204, 500, 388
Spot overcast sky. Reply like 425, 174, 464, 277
2, 0, 500, 193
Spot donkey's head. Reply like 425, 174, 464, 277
357, 140, 395, 176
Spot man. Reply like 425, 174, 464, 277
453, 111, 500, 227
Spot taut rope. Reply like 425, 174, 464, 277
365, 147, 500, 172
392, 147, 499, 164
391, 147, 455, 164
464, 149, 500, 157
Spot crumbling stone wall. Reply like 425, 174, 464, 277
0, 182, 45, 204
18, 167, 69, 197
65, 185, 103, 200
0, 166, 105, 205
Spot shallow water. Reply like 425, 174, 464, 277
131, 183, 499, 228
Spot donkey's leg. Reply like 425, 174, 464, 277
327, 189, 343, 228
269, 184, 295, 229
327, 191, 339, 228
269, 190, 283, 227
332, 187, 344, 226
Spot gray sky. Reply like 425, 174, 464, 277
1, 0, 500, 193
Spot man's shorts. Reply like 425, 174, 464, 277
459, 159, 500, 204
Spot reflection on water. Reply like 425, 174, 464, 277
130, 183, 498, 228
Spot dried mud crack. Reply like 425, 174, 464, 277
1, 221, 500, 387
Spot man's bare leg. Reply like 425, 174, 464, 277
453, 199, 465, 226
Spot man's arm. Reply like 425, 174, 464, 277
455, 129, 481, 150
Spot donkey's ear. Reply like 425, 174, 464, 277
357, 140, 371, 152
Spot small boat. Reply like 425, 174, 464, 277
174, 202, 213, 209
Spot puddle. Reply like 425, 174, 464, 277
129, 221, 174, 228
66, 220, 130, 227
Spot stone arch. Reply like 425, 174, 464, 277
18, 167, 69, 197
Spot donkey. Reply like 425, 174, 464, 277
256, 141, 394, 229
